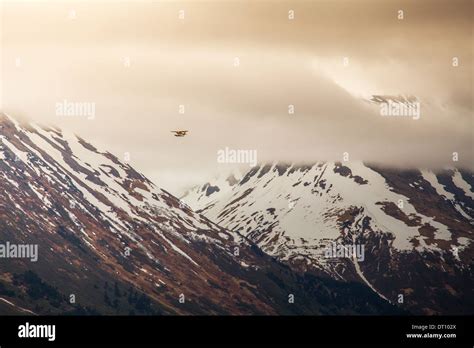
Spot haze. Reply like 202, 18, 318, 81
1, 0, 472, 193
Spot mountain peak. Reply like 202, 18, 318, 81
0, 112, 401, 315
183, 161, 474, 314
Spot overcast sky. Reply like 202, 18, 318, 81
1, 0, 472, 193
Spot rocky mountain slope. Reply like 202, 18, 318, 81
0, 113, 400, 315
182, 162, 474, 314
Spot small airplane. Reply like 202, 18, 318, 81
171, 130, 189, 137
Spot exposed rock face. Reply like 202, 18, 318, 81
184, 162, 474, 314
0, 113, 398, 315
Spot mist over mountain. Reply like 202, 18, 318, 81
0, 113, 403, 315
2, 0, 472, 193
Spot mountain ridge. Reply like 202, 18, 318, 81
183, 161, 474, 314
0, 113, 401, 315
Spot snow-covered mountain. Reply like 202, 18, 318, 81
180, 168, 243, 211
0, 113, 400, 315
183, 162, 474, 314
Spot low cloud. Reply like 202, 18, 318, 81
2, 0, 472, 192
